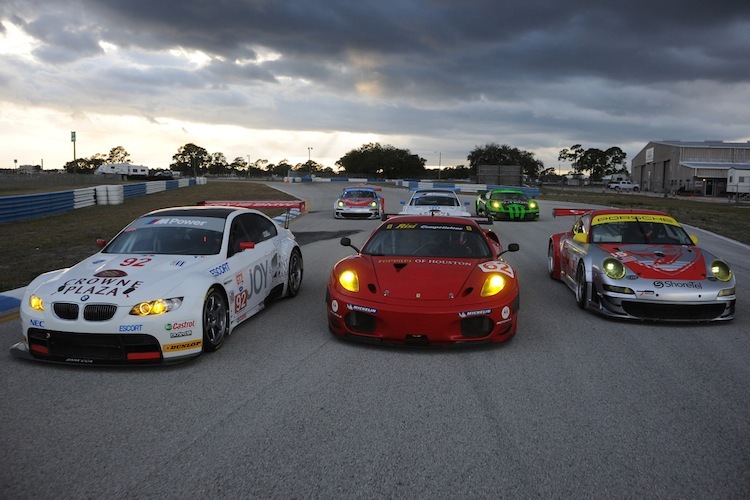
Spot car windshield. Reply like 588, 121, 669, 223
490, 191, 528, 202
411, 193, 460, 207
344, 190, 376, 199
590, 221, 694, 245
362, 223, 491, 258
104, 216, 225, 255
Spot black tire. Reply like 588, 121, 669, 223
547, 242, 557, 280
202, 286, 228, 352
286, 247, 303, 298
575, 263, 588, 309
633, 187, 640, 192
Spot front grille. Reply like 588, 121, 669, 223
344, 310, 376, 333
460, 315, 494, 337
54, 302, 79, 320
27, 328, 161, 364
621, 301, 728, 321
83, 304, 118, 321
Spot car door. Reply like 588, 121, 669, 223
561, 214, 590, 279
226, 213, 278, 322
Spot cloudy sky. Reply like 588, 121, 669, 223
2, 0, 749, 172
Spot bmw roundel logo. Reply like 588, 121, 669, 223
81, 295, 90, 302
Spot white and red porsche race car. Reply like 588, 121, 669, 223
548, 207, 736, 321
11, 201, 304, 365
333, 186, 384, 219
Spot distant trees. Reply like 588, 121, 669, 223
558, 144, 627, 180
467, 143, 547, 179
336, 143, 426, 178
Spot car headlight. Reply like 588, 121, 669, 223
337, 200, 345, 208
529, 201, 538, 209
338, 270, 359, 292
602, 257, 626, 280
29, 294, 44, 312
490, 201, 500, 209
369, 201, 378, 208
480, 274, 506, 297
718, 287, 735, 297
711, 260, 732, 282
130, 297, 183, 316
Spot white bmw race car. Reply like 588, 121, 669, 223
397, 188, 472, 217
11, 202, 304, 365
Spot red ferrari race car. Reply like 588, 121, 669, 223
548, 208, 736, 321
326, 215, 520, 346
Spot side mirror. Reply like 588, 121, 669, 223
573, 233, 587, 244
341, 237, 361, 253
507, 243, 519, 252
96, 238, 107, 248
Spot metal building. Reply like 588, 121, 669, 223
631, 140, 750, 197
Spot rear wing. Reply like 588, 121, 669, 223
553, 208, 592, 218
199, 200, 306, 229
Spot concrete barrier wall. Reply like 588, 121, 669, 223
0, 178, 200, 223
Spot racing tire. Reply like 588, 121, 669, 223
286, 247, 303, 298
547, 241, 560, 280
202, 286, 228, 352
575, 263, 588, 309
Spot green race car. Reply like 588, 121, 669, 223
475, 189, 539, 221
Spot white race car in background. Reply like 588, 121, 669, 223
11, 202, 304, 365
397, 188, 472, 217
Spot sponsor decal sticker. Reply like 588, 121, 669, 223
119, 324, 144, 332
209, 262, 230, 277
331, 300, 339, 313
30, 319, 44, 328
149, 218, 208, 227
56, 277, 144, 297
94, 269, 128, 278
346, 304, 377, 314
478, 261, 515, 278
169, 330, 193, 338
162, 339, 202, 352
165, 320, 196, 331
653, 281, 702, 289
459, 309, 491, 318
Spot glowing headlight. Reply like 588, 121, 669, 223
337, 200, 345, 207
130, 297, 183, 316
529, 201, 538, 209
602, 257, 626, 280
338, 270, 359, 292
711, 260, 732, 282
369, 201, 378, 208
29, 294, 44, 312
490, 201, 500, 209
718, 287, 735, 297
480, 274, 506, 297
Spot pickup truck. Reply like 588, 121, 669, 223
606, 180, 640, 192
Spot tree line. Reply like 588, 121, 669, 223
58, 141, 628, 181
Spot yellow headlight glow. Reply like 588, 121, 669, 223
711, 260, 732, 282
338, 270, 359, 292
529, 201, 538, 209
129, 297, 182, 316
29, 294, 44, 312
337, 200, 345, 207
602, 258, 626, 280
480, 274, 505, 297
490, 201, 500, 209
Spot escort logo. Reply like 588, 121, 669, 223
209, 262, 230, 277
119, 324, 144, 332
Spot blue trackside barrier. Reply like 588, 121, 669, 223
0, 177, 200, 224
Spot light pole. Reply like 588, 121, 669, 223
435, 152, 442, 180
307, 147, 313, 162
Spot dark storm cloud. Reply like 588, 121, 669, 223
2, 0, 749, 167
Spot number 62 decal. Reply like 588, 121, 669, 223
478, 261, 515, 278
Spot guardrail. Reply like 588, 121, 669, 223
0, 178, 200, 224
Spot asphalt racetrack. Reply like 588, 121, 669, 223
1, 181, 749, 498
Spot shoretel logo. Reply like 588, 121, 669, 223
165, 320, 196, 331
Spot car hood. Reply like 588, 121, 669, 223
31, 253, 216, 302
599, 243, 706, 280
369, 256, 476, 300
343, 197, 376, 207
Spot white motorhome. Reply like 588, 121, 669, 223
94, 163, 149, 179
